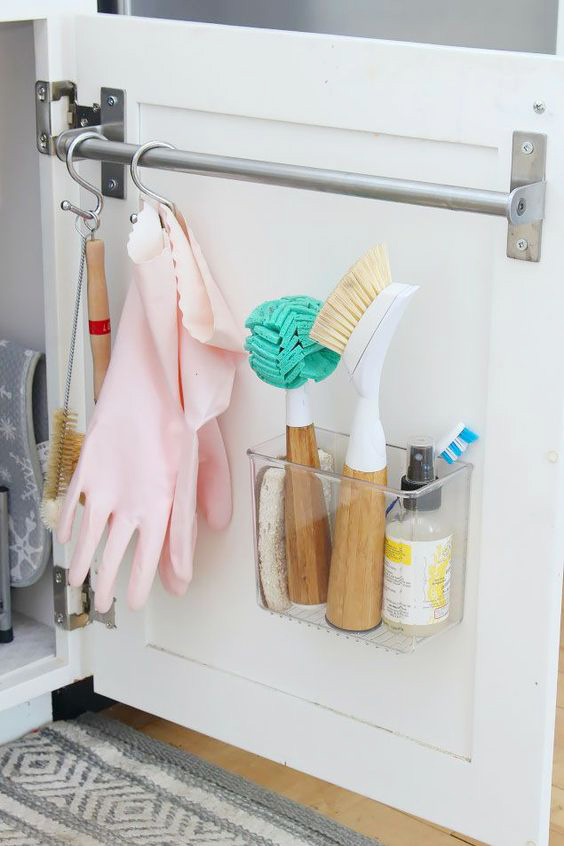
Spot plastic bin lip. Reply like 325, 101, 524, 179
247, 426, 473, 497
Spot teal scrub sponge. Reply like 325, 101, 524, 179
245, 296, 340, 389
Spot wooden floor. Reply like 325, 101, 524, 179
106, 617, 564, 846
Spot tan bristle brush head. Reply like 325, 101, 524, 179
41, 409, 84, 529
310, 245, 392, 354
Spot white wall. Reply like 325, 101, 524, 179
0, 21, 45, 352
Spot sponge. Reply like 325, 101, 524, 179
245, 296, 340, 389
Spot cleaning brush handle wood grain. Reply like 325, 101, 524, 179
285, 424, 331, 605
86, 239, 111, 402
326, 464, 387, 631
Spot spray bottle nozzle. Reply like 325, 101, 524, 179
402, 437, 440, 511
406, 437, 436, 485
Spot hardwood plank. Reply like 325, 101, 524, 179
552, 786, 564, 834
103, 703, 154, 731
410, 814, 485, 845
553, 708, 564, 790
551, 828, 564, 845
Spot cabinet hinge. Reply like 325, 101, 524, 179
35, 80, 126, 199
53, 565, 116, 631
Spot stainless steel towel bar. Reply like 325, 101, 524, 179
54, 125, 547, 261
56, 131, 545, 227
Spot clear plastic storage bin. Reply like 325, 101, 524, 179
248, 428, 473, 654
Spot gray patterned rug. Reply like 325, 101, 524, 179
0, 713, 380, 845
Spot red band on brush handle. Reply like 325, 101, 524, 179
89, 319, 111, 336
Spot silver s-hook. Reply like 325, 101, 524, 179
61, 130, 107, 233
129, 140, 177, 224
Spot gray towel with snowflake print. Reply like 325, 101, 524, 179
0, 339, 50, 586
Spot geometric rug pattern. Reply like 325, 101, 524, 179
0, 713, 379, 845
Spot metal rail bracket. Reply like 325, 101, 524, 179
53, 565, 116, 631
100, 87, 126, 199
35, 80, 126, 199
507, 131, 547, 262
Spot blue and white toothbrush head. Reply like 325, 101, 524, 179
437, 422, 479, 464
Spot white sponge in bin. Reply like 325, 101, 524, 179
257, 449, 334, 612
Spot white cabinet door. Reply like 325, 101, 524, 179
38, 13, 564, 846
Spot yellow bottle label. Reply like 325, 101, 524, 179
383, 534, 453, 627
384, 537, 412, 565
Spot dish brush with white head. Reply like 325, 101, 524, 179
310, 245, 418, 632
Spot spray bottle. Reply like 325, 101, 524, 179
382, 438, 453, 637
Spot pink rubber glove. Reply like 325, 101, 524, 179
58, 205, 185, 612
157, 208, 245, 590
158, 418, 232, 597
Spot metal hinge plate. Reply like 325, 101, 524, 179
53, 565, 116, 631
35, 80, 126, 199
507, 131, 547, 262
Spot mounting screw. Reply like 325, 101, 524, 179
80, 117, 89, 127
521, 141, 534, 155
106, 94, 117, 107
92, 102, 100, 112
106, 178, 118, 192
55, 570, 63, 584
516, 198, 526, 216
516, 238, 529, 251
38, 132, 48, 150
533, 100, 546, 114
37, 84, 47, 101
55, 612, 64, 625
106, 621, 114, 630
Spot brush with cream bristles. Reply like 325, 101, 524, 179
310, 245, 418, 631
40, 232, 89, 530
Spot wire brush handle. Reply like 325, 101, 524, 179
86, 239, 111, 402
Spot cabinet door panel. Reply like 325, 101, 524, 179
40, 14, 564, 845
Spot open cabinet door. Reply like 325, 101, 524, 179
37, 12, 564, 846
0, 4, 97, 717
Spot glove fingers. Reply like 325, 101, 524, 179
169, 444, 199, 582
197, 420, 232, 531
127, 522, 168, 610
56, 467, 84, 545
68, 503, 108, 588
159, 540, 190, 597
95, 517, 135, 613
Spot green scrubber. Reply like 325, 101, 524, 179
245, 296, 340, 389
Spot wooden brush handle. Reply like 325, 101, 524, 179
285, 424, 331, 605
86, 239, 111, 402
326, 464, 387, 631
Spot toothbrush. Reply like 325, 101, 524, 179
437, 423, 479, 464
384, 424, 479, 520
310, 246, 418, 631
245, 296, 340, 605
